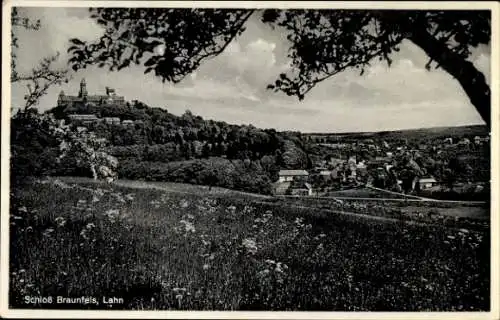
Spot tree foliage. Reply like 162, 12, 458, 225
68, 8, 491, 127
11, 8, 70, 110
68, 8, 253, 83
10, 8, 117, 183
11, 109, 119, 183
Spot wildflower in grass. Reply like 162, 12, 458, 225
227, 205, 237, 214
258, 269, 270, 277
55, 216, 66, 227
94, 188, 105, 197
125, 193, 135, 201
104, 209, 120, 223
262, 212, 273, 221
42, 228, 54, 237
242, 205, 255, 215
179, 199, 189, 208
80, 228, 90, 240
113, 193, 126, 203
179, 219, 196, 234
255, 211, 273, 225
150, 200, 161, 208
294, 217, 304, 226
242, 238, 258, 255
203, 264, 210, 270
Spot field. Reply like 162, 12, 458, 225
326, 187, 412, 199
9, 178, 490, 311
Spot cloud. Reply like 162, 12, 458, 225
14, 8, 104, 73
472, 53, 491, 85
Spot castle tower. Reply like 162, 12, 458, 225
57, 90, 64, 105
78, 78, 88, 98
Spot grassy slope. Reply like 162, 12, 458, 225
9, 179, 490, 311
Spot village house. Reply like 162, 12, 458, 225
278, 169, 309, 183
475, 135, 490, 145
67, 114, 99, 125
319, 170, 333, 180
76, 126, 87, 133
103, 117, 121, 125
327, 157, 344, 168
289, 182, 314, 196
122, 119, 135, 127
274, 181, 291, 195
418, 177, 438, 190
458, 138, 471, 146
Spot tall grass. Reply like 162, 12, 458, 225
9, 179, 490, 311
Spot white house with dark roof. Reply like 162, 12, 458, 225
122, 119, 134, 127
278, 169, 309, 183
418, 177, 438, 190
67, 114, 99, 125
103, 117, 121, 125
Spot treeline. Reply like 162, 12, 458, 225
51, 100, 309, 164
119, 158, 277, 195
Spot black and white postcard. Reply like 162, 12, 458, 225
1, 1, 499, 319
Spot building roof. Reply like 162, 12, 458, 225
419, 177, 437, 183
319, 171, 332, 176
68, 114, 98, 119
279, 169, 309, 176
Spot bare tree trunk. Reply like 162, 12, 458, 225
409, 28, 491, 129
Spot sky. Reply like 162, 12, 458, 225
10, 7, 491, 133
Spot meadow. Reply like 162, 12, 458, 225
9, 178, 490, 311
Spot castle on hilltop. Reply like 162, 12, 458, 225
57, 78, 126, 107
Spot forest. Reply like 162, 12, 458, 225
11, 100, 311, 194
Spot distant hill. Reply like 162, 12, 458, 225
303, 125, 489, 142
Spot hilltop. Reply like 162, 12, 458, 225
303, 125, 489, 142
